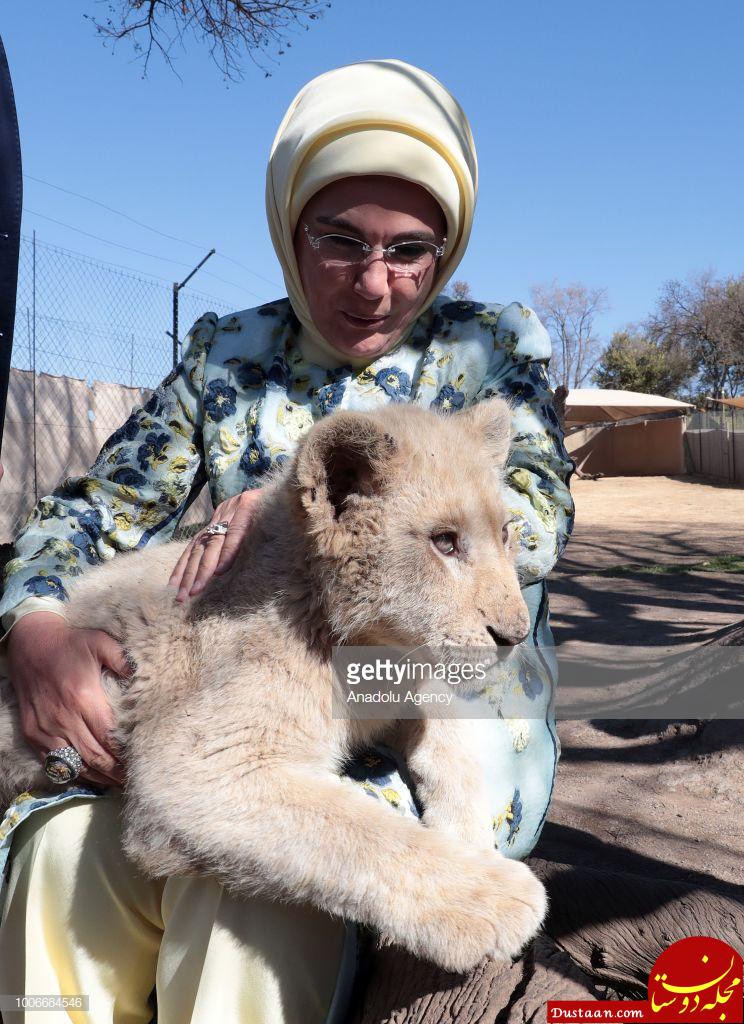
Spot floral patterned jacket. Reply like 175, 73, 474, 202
0, 295, 574, 877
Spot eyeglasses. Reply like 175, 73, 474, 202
303, 224, 446, 275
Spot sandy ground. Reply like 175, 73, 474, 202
542, 474, 744, 889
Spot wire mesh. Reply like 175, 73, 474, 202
13, 234, 232, 387
1, 234, 234, 542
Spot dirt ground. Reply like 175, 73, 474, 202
550, 474, 744, 647
542, 474, 744, 891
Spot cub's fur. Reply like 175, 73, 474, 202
0, 399, 546, 972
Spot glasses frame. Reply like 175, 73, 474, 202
303, 223, 447, 273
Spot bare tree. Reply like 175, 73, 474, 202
85, 0, 331, 79
450, 280, 472, 301
646, 272, 744, 398
529, 281, 609, 390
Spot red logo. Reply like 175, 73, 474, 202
648, 936, 742, 1022
547, 936, 742, 1024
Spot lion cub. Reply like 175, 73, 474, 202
0, 398, 545, 973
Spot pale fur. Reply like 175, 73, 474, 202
0, 399, 546, 973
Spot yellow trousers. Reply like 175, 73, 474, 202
0, 797, 353, 1024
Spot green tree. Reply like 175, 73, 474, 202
592, 331, 693, 397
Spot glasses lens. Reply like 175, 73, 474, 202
386, 242, 436, 271
315, 235, 368, 264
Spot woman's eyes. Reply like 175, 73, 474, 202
320, 235, 430, 262
326, 234, 363, 251
388, 242, 429, 262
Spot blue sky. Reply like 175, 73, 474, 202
3, 0, 743, 348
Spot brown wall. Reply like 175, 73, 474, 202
0, 369, 213, 544
566, 416, 686, 476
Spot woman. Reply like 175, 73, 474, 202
0, 60, 574, 1023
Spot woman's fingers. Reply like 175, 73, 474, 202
76, 713, 125, 785
188, 532, 227, 595
168, 539, 197, 591
214, 492, 260, 575
175, 533, 222, 602
95, 631, 134, 681
29, 721, 122, 788
170, 490, 261, 599
8, 615, 127, 789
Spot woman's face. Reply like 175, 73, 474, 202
294, 175, 447, 362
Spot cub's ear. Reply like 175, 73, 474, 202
456, 397, 513, 467
294, 412, 398, 523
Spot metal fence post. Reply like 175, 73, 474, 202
171, 249, 215, 368
31, 229, 37, 502
172, 281, 179, 370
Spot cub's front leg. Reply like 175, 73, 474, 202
400, 717, 495, 852
122, 738, 546, 973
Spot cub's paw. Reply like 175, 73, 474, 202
417, 854, 547, 973
478, 855, 548, 963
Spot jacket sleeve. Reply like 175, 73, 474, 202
473, 303, 575, 585
0, 313, 217, 622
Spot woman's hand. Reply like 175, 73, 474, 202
7, 611, 132, 788
168, 489, 263, 602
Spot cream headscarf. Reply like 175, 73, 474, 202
266, 59, 478, 367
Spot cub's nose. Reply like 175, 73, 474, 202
485, 624, 529, 660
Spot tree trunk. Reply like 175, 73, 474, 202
350, 851, 744, 1023
349, 621, 744, 1022
349, 932, 604, 1024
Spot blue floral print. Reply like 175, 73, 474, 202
501, 379, 538, 404
69, 531, 99, 565
98, 413, 140, 454
143, 390, 167, 419
317, 380, 346, 415
137, 431, 170, 472
76, 509, 104, 541
110, 467, 149, 489
203, 379, 237, 422
431, 382, 466, 411
23, 574, 67, 599
375, 366, 412, 400
440, 300, 486, 322
519, 661, 543, 700
240, 436, 272, 477
507, 788, 523, 844
237, 362, 265, 389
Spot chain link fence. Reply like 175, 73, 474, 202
1, 234, 234, 542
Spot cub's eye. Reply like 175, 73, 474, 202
432, 531, 459, 556
502, 516, 518, 545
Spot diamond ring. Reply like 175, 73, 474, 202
44, 746, 84, 785
202, 520, 229, 539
